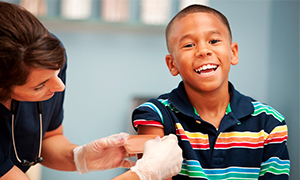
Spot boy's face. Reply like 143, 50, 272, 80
165, 12, 239, 94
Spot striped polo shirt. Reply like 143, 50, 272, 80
132, 81, 290, 180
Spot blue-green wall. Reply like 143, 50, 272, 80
6, 0, 298, 179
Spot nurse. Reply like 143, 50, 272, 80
0, 2, 182, 180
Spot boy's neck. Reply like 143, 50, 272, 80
185, 83, 230, 129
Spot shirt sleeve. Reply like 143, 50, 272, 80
132, 101, 164, 130
259, 121, 290, 179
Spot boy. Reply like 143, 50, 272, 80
132, 4, 290, 180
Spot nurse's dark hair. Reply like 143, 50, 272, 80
0, 2, 66, 102
165, 4, 232, 53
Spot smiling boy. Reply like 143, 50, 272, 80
132, 4, 290, 180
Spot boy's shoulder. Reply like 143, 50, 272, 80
250, 101, 285, 121
229, 83, 285, 123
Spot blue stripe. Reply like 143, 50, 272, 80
138, 102, 164, 124
262, 157, 290, 165
183, 159, 202, 166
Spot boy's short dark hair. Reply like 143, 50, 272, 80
165, 4, 232, 53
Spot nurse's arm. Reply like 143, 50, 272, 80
41, 124, 78, 171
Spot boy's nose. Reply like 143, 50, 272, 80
195, 45, 212, 57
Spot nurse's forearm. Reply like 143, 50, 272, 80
41, 125, 78, 171
42, 135, 77, 171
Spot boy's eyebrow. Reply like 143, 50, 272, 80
208, 30, 222, 36
178, 30, 223, 42
179, 34, 193, 43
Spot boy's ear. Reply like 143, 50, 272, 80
230, 42, 239, 65
165, 54, 179, 76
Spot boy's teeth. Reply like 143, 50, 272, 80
195, 64, 217, 73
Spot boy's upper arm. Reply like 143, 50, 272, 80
136, 125, 164, 159
137, 125, 165, 137
132, 100, 165, 130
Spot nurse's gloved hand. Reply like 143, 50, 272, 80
131, 134, 183, 180
73, 132, 135, 174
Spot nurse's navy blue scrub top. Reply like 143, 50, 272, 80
0, 61, 67, 176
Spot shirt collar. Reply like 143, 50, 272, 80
168, 81, 254, 120
168, 81, 196, 118
228, 82, 254, 119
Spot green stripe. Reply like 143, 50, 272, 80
193, 107, 199, 116
252, 102, 285, 122
180, 162, 208, 178
180, 167, 260, 179
158, 99, 179, 113
260, 166, 290, 176
180, 169, 207, 177
260, 162, 290, 176
193, 103, 231, 116
225, 103, 232, 114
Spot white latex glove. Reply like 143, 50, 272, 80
73, 132, 135, 174
131, 134, 183, 180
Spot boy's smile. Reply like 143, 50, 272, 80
194, 64, 218, 76
165, 12, 239, 94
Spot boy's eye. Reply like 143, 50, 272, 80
183, 44, 195, 48
209, 39, 220, 44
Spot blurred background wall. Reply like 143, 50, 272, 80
4, 0, 299, 179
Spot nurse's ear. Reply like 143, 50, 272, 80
165, 54, 179, 76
